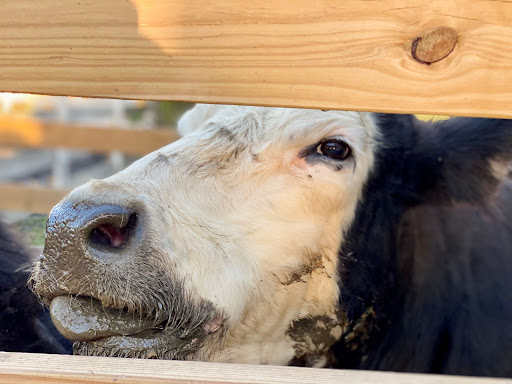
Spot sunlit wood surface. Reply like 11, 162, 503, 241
1, 1, 512, 117
1, 353, 511, 384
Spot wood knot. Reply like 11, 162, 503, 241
411, 26, 458, 65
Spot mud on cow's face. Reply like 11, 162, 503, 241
32, 105, 377, 366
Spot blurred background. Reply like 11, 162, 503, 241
0, 93, 192, 248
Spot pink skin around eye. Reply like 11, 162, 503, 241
291, 156, 308, 170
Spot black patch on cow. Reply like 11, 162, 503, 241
0, 223, 72, 354
410, 117, 512, 204
331, 115, 512, 377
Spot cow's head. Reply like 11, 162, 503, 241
33, 105, 378, 366
32, 105, 512, 366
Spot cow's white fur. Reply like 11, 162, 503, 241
69, 105, 378, 365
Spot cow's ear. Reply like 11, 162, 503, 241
411, 117, 512, 204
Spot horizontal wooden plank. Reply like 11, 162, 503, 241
1, 1, 512, 118
0, 353, 510, 384
0, 115, 179, 156
0, 184, 68, 214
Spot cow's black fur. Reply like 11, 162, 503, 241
0, 223, 72, 354
333, 115, 512, 377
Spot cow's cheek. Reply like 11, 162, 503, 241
211, 263, 343, 365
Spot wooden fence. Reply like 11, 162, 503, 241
1, 0, 512, 382
2, 0, 512, 118
0, 115, 179, 156
1, 352, 510, 384
0, 115, 179, 213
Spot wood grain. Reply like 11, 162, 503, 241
0, 352, 510, 384
0, 116, 179, 156
1, 1, 512, 117
0, 184, 68, 214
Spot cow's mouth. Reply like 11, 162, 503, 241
49, 296, 165, 341
50, 295, 224, 359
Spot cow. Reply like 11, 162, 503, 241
0, 222, 71, 354
31, 105, 512, 377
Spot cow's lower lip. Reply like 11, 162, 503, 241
73, 331, 202, 360
50, 294, 225, 359
49, 296, 162, 342
71, 314, 212, 360
80, 329, 179, 350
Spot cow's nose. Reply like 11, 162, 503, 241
35, 201, 143, 299
45, 202, 140, 263
87, 207, 138, 251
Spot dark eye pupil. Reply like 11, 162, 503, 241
320, 141, 350, 159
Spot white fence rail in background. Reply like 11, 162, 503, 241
0, 115, 179, 213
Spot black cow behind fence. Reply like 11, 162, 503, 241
0, 223, 71, 354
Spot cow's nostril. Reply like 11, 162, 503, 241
89, 213, 138, 250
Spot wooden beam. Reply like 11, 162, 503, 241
0, 352, 510, 384
0, 184, 68, 214
0, 116, 179, 156
1, 1, 512, 118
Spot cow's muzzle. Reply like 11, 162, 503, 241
45, 201, 142, 267
32, 199, 149, 335
32, 197, 224, 359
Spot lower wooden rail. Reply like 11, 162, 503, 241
0, 353, 509, 384
0, 184, 68, 214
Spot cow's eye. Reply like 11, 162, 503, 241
317, 140, 351, 160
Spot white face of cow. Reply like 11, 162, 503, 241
34, 105, 378, 366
